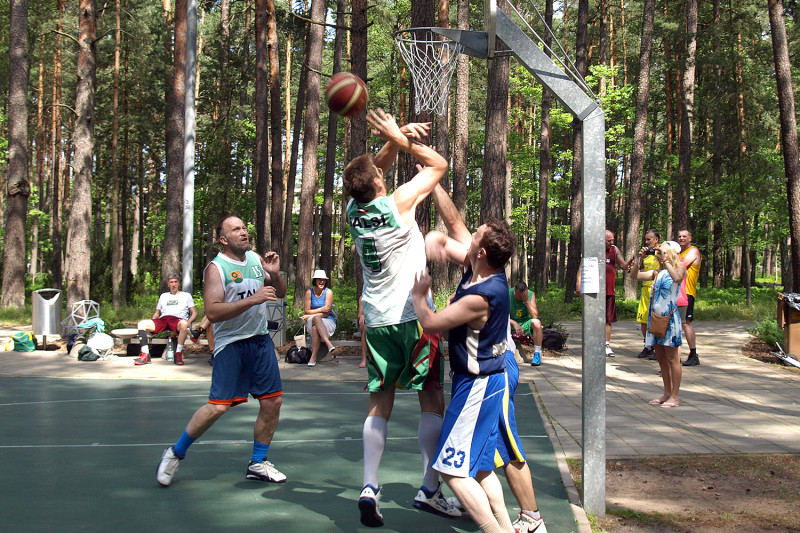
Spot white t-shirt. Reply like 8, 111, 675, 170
156, 291, 195, 320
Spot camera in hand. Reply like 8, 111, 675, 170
645, 248, 656, 255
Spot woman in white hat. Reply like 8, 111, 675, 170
302, 269, 337, 366
630, 240, 687, 408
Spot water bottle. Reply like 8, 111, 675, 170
166, 338, 175, 362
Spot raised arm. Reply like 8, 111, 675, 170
364, 109, 447, 221
260, 251, 287, 298
412, 269, 489, 333
431, 183, 470, 245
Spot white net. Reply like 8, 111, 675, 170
395, 28, 463, 115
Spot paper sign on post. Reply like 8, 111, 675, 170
581, 257, 600, 294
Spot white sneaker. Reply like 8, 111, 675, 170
246, 459, 287, 483
358, 484, 383, 527
413, 484, 461, 518
156, 446, 182, 487
605, 342, 615, 357
446, 496, 466, 514
513, 512, 547, 533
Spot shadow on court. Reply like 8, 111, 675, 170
0, 377, 576, 532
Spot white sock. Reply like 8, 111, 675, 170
363, 416, 387, 488
418, 412, 443, 489
176, 345, 183, 353
534, 345, 542, 353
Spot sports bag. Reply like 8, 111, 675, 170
285, 345, 311, 364
648, 307, 676, 338
12, 331, 37, 352
541, 328, 566, 351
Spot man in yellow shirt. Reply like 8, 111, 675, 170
677, 229, 702, 366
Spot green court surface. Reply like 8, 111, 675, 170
0, 377, 576, 532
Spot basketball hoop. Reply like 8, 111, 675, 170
394, 28, 463, 115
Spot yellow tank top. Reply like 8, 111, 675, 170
680, 246, 701, 297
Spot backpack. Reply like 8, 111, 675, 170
11, 332, 37, 352
77, 345, 100, 361
541, 328, 566, 351
285, 345, 311, 364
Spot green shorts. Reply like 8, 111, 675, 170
365, 321, 444, 392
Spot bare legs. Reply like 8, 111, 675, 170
307, 316, 335, 365
654, 345, 682, 405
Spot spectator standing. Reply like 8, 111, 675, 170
635, 230, 661, 360
576, 230, 627, 357
630, 241, 687, 407
677, 229, 702, 366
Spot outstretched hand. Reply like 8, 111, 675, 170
262, 251, 281, 274
400, 122, 432, 141
424, 231, 449, 265
412, 269, 432, 300
366, 108, 404, 143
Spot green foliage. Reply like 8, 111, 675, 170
747, 319, 783, 349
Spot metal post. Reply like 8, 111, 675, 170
581, 107, 606, 517
182, 0, 198, 293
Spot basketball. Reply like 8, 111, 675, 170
325, 72, 368, 117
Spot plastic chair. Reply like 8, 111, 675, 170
61, 300, 101, 335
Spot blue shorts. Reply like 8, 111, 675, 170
495, 352, 526, 468
208, 335, 283, 406
432, 371, 505, 478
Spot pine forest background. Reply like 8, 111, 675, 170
1, 0, 800, 316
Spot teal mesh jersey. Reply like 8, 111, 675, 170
206, 250, 270, 354
347, 196, 426, 327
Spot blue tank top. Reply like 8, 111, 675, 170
310, 287, 336, 327
448, 267, 509, 376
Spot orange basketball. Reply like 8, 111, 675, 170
325, 72, 368, 117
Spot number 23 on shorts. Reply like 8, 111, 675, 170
442, 447, 465, 468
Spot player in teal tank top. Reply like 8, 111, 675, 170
155, 216, 289, 489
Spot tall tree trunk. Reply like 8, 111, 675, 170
282, 33, 309, 280
675, 0, 697, 232
768, 0, 800, 292
162, 0, 187, 289
295, 0, 326, 304
533, 0, 554, 296
565, 0, 588, 303
2, 0, 30, 308
450, 0, 469, 286
711, 0, 724, 288
320, 0, 346, 276
51, 0, 65, 289
255, 0, 270, 253
481, 20, 510, 222
349, 0, 369, 297
111, 0, 122, 308
268, 0, 284, 251
65, 0, 96, 308
432, 0, 452, 295
30, 35, 45, 279
623, 0, 655, 300
408, 0, 435, 231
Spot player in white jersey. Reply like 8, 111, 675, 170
343, 109, 456, 527
155, 216, 288, 488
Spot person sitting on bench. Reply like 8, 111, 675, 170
135, 273, 197, 366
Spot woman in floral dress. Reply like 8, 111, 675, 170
631, 241, 687, 407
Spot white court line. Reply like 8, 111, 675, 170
0, 390, 532, 408
0, 434, 547, 449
